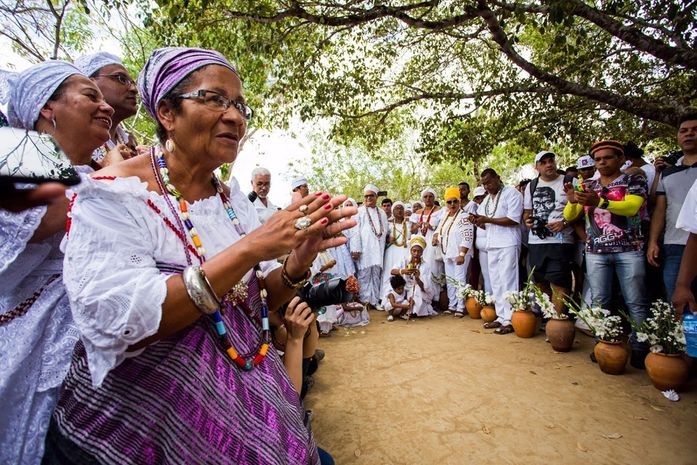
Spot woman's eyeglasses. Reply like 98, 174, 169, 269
177, 89, 253, 121
446, 200, 460, 205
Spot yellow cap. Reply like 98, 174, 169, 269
444, 187, 460, 201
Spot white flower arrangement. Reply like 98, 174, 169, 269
431, 272, 447, 287
631, 300, 686, 354
471, 289, 494, 307
568, 302, 623, 342
531, 284, 568, 320
455, 282, 474, 300
506, 290, 532, 311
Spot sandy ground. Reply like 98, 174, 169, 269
305, 311, 697, 465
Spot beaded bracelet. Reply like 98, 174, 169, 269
183, 266, 220, 315
280, 255, 311, 290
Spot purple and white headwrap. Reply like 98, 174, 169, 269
74, 51, 123, 77
137, 47, 238, 120
0, 60, 83, 130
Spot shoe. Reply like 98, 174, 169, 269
387, 315, 394, 321
443, 310, 453, 315
375, 305, 385, 311
313, 349, 325, 362
494, 325, 515, 335
400, 314, 409, 320
630, 350, 649, 370
454, 311, 465, 318
483, 321, 502, 329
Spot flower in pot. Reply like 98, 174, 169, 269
532, 285, 575, 352
475, 291, 496, 322
628, 300, 688, 391
507, 289, 536, 338
458, 284, 483, 319
569, 301, 627, 375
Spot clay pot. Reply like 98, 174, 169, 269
645, 352, 689, 391
594, 341, 628, 375
438, 289, 449, 311
511, 309, 536, 338
480, 305, 497, 323
545, 318, 575, 352
465, 297, 482, 319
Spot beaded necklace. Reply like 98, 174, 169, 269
392, 219, 408, 247
483, 187, 502, 217
437, 210, 461, 254
418, 206, 435, 230
150, 149, 271, 371
366, 207, 384, 237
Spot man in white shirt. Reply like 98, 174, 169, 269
249, 167, 278, 224
523, 151, 575, 319
470, 168, 523, 334
351, 184, 389, 309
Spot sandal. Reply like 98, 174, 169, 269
483, 321, 502, 329
454, 311, 465, 318
494, 325, 515, 335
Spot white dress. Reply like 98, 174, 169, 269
0, 202, 80, 465
409, 208, 444, 293
380, 219, 410, 298
391, 258, 437, 317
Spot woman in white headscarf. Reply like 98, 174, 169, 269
409, 187, 444, 305
0, 60, 115, 465
380, 201, 410, 297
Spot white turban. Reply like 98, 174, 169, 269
420, 187, 437, 199
291, 176, 308, 190
364, 184, 379, 195
392, 201, 405, 211
412, 201, 424, 210
74, 52, 123, 77
1, 60, 83, 130
343, 197, 357, 207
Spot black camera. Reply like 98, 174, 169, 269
531, 217, 553, 240
661, 150, 682, 166
282, 276, 359, 315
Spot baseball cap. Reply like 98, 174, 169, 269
534, 151, 555, 164
576, 155, 595, 169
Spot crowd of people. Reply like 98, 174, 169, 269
1, 45, 696, 465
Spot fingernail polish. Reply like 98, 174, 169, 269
314, 191, 323, 197
322, 194, 330, 200
321, 218, 329, 224
324, 204, 332, 210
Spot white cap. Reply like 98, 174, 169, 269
576, 155, 595, 169
420, 187, 437, 199
534, 151, 555, 164
472, 186, 486, 197
291, 176, 308, 190
364, 184, 379, 195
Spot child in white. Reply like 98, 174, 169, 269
382, 274, 413, 321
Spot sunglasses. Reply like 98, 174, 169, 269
446, 200, 460, 205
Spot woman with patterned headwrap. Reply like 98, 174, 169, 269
0, 61, 115, 465
46, 47, 353, 465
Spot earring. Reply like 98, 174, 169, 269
165, 138, 175, 153
51, 117, 57, 130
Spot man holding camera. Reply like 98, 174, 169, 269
249, 167, 278, 224
523, 151, 575, 320
647, 113, 697, 299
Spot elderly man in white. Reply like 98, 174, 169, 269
469, 168, 523, 334
250, 167, 278, 224
351, 184, 389, 309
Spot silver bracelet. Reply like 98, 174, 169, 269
182, 266, 220, 315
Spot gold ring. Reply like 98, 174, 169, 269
299, 205, 309, 214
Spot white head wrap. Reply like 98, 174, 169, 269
291, 176, 308, 190
74, 52, 123, 77
420, 187, 437, 199
412, 201, 424, 210
364, 184, 379, 195
392, 201, 405, 211
343, 197, 357, 207
472, 186, 486, 197
1, 60, 83, 130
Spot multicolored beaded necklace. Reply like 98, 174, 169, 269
366, 207, 384, 237
150, 149, 271, 371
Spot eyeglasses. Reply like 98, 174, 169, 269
177, 89, 253, 121
446, 200, 460, 205
95, 73, 136, 88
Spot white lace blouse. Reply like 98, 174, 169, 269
63, 174, 279, 387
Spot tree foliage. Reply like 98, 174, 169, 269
141, 0, 695, 166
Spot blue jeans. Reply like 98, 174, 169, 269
663, 244, 686, 301
585, 250, 649, 351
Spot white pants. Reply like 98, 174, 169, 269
478, 248, 492, 294
357, 265, 382, 307
444, 257, 468, 311
488, 246, 520, 325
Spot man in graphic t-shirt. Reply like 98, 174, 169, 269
524, 151, 574, 319
564, 140, 649, 368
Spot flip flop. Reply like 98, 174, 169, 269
494, 325, 515, 335
483, 321, 502, 329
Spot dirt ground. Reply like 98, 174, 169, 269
305, 311, 697, 465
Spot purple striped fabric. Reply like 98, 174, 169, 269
52, 274, 319, 465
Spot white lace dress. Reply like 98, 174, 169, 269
0, 206, 79, 465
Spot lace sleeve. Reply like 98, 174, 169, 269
63, 184, 168, 388
0, 206, 48, 274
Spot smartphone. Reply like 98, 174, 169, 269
377, 190, 387, 197
0, 127, 80, 186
